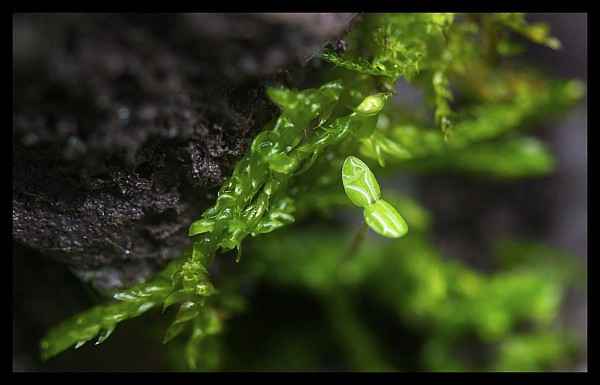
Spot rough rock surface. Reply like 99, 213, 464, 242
13, 13, 355, 292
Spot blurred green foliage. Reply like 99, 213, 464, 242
240, 230, 578, 370
41, 13, 585, 371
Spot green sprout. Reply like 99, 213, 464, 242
342, 156, 408, 238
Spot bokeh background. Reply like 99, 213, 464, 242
395, 12, 588, 370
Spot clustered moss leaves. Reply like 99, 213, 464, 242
40, 13, 584, 371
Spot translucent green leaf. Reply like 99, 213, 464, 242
342, 156, 381, 208
355, 93, 389, 115
189, 219, 214, 236
364, 199, 409, 238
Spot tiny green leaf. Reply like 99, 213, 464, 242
364, 199, 408, 238
342, 156, 381, 208
188, 219, 214, 236
355, 93, 389, 115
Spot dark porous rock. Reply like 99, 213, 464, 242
13, 13, 355, 293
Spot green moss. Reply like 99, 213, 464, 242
41, 12, 584, 371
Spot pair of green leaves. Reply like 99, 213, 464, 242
342, 156, 408, 238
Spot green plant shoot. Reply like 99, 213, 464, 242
342, 156, 408, 238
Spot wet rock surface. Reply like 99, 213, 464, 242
13, 13, 355, 292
